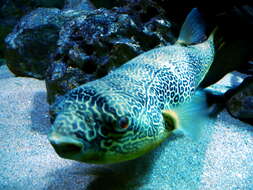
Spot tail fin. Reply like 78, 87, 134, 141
177, 8, 207, 45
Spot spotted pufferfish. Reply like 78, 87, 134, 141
48, 8, 218, 164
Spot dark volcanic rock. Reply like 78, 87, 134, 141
90, 0, 126, 9
225, 77, 253, 125
0, 0, 22, 58
0, 24, 12, 58
0, 0, 66, 58
5, 8, 62, 79
0, 58, 6, 67
46, 60, 96, 107
64, 0, 95, 10
4, 8, 92, 79
25, 0, 65, 8
46, 7, 174, 104
3, 0, 174, 104
199, 5, 253, 88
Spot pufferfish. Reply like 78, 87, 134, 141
48, 8, 218, 164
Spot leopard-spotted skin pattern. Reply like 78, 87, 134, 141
49, 39, 215, 164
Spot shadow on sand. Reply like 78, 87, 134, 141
45, 130, 214, 190
30, 91, 51, 135
40, 90, 224, 190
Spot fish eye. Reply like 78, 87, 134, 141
118, 116, 129, 129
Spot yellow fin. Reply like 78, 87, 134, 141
162, 91, 210, 141
162, 110, 179, 131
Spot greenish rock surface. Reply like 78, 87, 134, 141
0, 64, 252, 190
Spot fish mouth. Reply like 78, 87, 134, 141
48, 132, 105, 163
48, 133, 135, 164
48, 132, 84, 160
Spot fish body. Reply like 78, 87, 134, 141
48, 8, 216, 164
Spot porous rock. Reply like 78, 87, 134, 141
0, 0, 66, 58
4, 0, 174, 104
4, 8, 92, 79
64, 0, 95, 11
46, 6, 174, 104
225, 77, 253, 125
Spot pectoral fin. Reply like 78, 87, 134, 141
162, 110, 179, 131
162, 91, 211, 141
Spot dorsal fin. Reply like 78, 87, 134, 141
177, 8, 207, 45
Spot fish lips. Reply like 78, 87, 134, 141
48, 132, 107, 163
